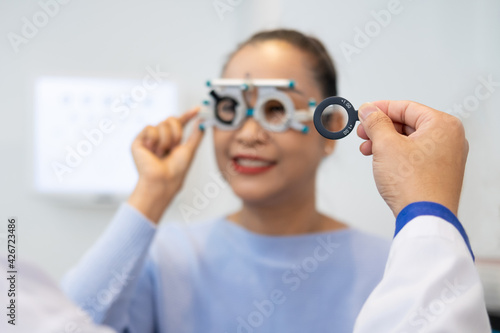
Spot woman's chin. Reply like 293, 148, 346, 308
231, 182, 278, 205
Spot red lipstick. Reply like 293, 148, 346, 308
231, 155, 276, 175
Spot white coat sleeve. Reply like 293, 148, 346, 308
353, 201, 491, 333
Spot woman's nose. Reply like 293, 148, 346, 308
235, 117, 269, 145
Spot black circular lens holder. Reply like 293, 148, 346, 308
313, 97, 359, 140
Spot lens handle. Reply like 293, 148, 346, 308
313, 97, 359, 140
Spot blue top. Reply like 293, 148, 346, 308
61, 203, 390, 333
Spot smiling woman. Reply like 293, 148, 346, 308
61, 29, 390, 333
214, 31, 344, 225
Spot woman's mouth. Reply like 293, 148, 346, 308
232, 155, 277, 175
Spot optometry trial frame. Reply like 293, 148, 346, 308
199, 78, 317, 134
199, 78, 360, 140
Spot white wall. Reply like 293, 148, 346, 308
0, 0, 499, 283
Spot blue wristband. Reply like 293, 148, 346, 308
395, 201, 474, 261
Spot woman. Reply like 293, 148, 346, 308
62, 29, 390, 333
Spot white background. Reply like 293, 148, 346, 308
0, 0, 499, 301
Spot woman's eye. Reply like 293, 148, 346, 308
268, 105, 284, 112
216, 98, 237, 123
222, 105, 235, 112
264, 101, 285, 113
263, 100, 286, 124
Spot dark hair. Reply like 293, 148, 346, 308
222, 29, 337, 98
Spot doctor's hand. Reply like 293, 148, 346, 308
356, 101, 468, 217
127, 107, 205, 224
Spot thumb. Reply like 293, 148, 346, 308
358, 102, 398, 143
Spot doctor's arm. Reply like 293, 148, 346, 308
352, 101, 491, 332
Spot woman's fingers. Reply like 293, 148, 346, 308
179, 107, 201, 126
137, 107, 200, 156
183, 118, 205, 157
155, 120, 173, 156
167, 117, 183, 147
140, 125, 159, 151
155, 117, 184, 156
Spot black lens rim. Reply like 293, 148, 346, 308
215, 97, 238, 125
210, 90, 239, 125
313, 97, 359, 140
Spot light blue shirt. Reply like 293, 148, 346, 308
62, 203, 390, 333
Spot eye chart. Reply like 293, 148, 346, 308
33, 75, 177, 199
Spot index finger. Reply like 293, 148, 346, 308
178, 106, 201, 126
371, 100, 437, 131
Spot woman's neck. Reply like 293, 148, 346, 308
227, 186, 347, 236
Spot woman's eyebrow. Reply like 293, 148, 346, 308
278, 87, 306, 96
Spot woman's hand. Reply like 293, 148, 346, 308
127, 107, 205, 224
357, 101, 468, 217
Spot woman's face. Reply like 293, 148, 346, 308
214, 40, 340, 204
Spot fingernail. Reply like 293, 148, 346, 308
358, 103, 378, 121
199, 123, 205, 131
